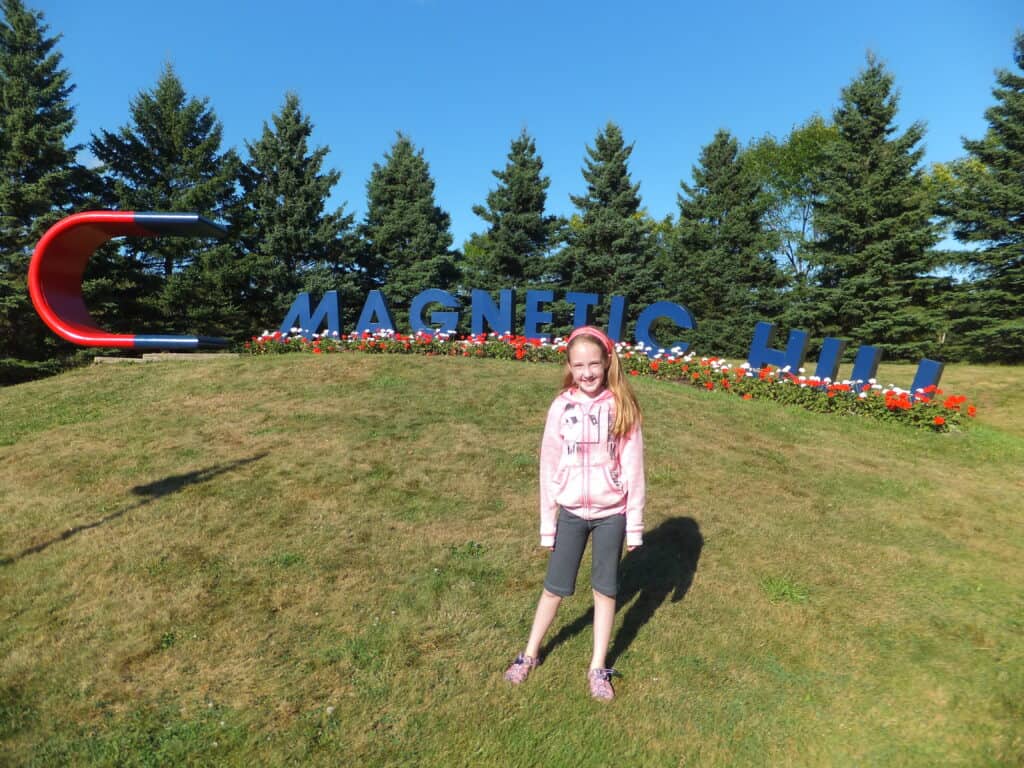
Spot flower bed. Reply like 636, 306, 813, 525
244, 329, 976, 432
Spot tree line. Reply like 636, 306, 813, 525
2, 0, 1021, 384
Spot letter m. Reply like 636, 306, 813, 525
279, 291, 341, 339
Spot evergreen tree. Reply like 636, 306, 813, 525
464, 129, 564, 291
90, 64, 241, 335
359, 133, 458, 316
560, 122, 658, 331
809, 54, 943, 360
0, 0, 92, 371
941, 33, 1024, 363
673, 129, 782, 357
238, 92, 356, 332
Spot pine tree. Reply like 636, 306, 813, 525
0, 0, 92, 371
464, 129, 564, 291
90, 64, 240, 334
559, 122, 658, 331
809, 54, 943, 360
672, 129, 782, 357
238, 92, 356, 332
359, 133, 458, 316
942, 33, 1024, 363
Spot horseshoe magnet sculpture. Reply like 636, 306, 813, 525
28, 211, 229, 349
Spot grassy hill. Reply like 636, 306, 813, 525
1, 355, 1022, 766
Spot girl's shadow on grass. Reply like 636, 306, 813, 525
541, 516, 703, 666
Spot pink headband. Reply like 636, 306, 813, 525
567, 325, 614, 355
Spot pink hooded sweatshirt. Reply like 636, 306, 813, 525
539, 387, 645, 548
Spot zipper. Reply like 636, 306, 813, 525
582, 400, 591, 518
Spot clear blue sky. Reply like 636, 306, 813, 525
34, 0, 1023, 246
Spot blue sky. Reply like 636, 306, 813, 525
34, 0, 1023, 246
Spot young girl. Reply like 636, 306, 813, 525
504, 325, 645, 701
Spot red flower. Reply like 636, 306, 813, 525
933, 415, 945, 426
742, 393, 753, 400
650, 361, 659, 372
967, 405, 976, 417
704, 381, 713, 390
630, 370, 639, 376
515, 348, 525, 360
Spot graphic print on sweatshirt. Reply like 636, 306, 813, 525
560, 402, 616, 468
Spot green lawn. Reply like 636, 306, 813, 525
1, 355, 1021, 766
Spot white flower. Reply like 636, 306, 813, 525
798, 367, 806, 374
868, 378, 877, 385
858, 392, 868, 399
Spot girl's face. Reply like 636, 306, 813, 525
568, 339, 608, 398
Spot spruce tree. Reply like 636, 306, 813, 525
0, 0, 92, 370
673, 129, 782, 357
809, 54, 943, 360
239, 92, 356, 332
942, 33, 1024, 363
359, 133, 458, 316
90, 64, 240, 334
560, 122, 658, 331
464, 129, 564, 291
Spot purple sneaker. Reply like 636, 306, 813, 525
587, 668, 617, 700
504, 654, 539, 684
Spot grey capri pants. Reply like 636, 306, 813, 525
544, 507, 626, 598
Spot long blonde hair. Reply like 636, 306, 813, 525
562, 333, 642, 437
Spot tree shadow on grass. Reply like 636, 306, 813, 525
0, 453, 267, 565
541, 516, 703, 666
